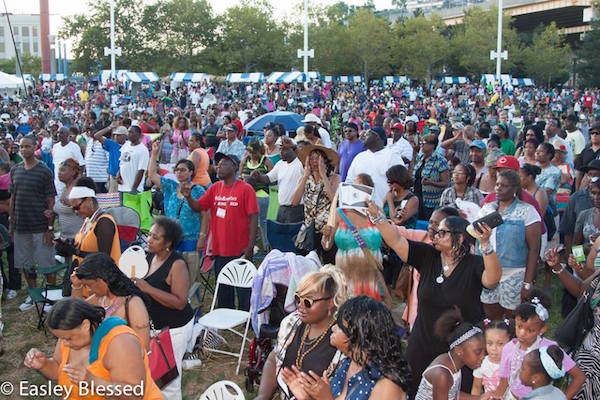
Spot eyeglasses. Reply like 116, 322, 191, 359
590, 131, 600, 136
71, 199, 86, 211
434, 229, 455, 238
174, 168, 189, 173
420, 141, 433, 145
294, 294, 332, 309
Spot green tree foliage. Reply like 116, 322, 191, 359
578, 19, 600, 87
522, 23, 570, 86
393, 15, 448, 83
0, 54, 41, 77
451, 6, 522, 77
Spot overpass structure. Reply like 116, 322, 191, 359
437, 0, 594, 42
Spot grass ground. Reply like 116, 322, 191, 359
0, 263, 565, 400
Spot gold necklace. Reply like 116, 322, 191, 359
295, 320, 335, 370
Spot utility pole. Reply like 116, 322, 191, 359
297, 0, 314, 88
490, 0, 507, 88
103, 0, 121, 80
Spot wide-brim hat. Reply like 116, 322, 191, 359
298, 144, 339, 167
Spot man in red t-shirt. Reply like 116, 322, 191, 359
183, 152, 258, 310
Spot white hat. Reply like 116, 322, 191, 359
0, 113, 9, 122
68, 186, 96, 200
114, 126, 128, 135
302, 113, 322, 125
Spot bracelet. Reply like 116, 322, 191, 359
368, 211, 386, 224
522, 281, 533, 291
551, 263, 566, 275
479, 243, 494, 256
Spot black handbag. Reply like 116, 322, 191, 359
554, 276, 600, 354
294, 220, 315, 252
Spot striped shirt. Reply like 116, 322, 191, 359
85, 138, 109, 183
10, 162, 56, 233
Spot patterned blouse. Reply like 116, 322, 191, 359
414, 152, 449, 209
439, 185, 484, 207
303, 175, 333, 233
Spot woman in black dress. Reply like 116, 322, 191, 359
366, 201, 501, 398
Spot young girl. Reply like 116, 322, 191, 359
471, 319, 513, 395
495, 290, 585, 399
415, 307, 487, 400
519, 345, 567, 399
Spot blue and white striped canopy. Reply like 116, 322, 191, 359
511, 78, 534, 87
99, 70, 129, 84
338, 76, 362, 83
481, 74, 512, 86
169, 72, 210, 83
443, 76, 469, 85
123, 72, 159, 83
39, 73, 65, 82
226, 73, 264, 83
383, 75, 409, 84
265, 71, 320, 83
320, 76, 335, 82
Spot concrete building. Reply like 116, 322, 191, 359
0, 14, 41, 61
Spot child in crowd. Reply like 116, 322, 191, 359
519, 345, 568, 399
471, 319, 513, 395
415, 307, 488, 400
495, 290, 585, 399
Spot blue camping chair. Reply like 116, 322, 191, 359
266, 220, 303, 253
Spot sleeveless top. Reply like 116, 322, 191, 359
242, 155, 270, 197
415, 364, 462, 400
281, 323, 337, 376
330, 357, 383, 400
384, 191, 417, 229
54, 198, 84, 239
73, 210, 121, 265
144, 251, 194, 330
57, 318, 164, 400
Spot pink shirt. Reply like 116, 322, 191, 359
498, 337, 575, 398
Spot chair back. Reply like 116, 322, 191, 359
209, 259, 257, 312
266, 220, 303, 253
198, 380, 245, 400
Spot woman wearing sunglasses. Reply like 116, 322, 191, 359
254, 267, 348, 400
281, 296, 411, 400
367, 200, 501, 399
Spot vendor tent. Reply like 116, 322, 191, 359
169, 72, 210, 83
338, 76, 362, 83
39, 73, 65, 82
511, 78, 535, 87
481, 74, 512, 86
443, 76, 469, 85
99, 70, 129, 85
0, 72, 22, 89
226, 73, 264, 83
320, 76, 335, 82
123, 72, 160, 83
383, 76, 410, 84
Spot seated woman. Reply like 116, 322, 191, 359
132, 217, 193, 400
282, 296, 411, 400
254, 266, 349, 400
440, 163, 483, 207
24, 297, 163, 399
71, 252, 151, 349
384, 165, 418, 229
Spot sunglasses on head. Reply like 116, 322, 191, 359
294, 294, 332, 309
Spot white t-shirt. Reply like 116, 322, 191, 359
473, 356, 501, 393
118, 142, 149, 193
318, 127, 333, 149
566, 129, 586, 156
52, 141, 86, 195
345, 147, 405, 207
267, 157, 304, 206
387, 137, 413, 164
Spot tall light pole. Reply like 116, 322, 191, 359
103, 0, 121, 80
297, 0, 314, 88
490, 0, 507, 87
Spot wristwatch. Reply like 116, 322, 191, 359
522, 282, 533, 291
551, 263, 566, 275
47, 226, 54, 231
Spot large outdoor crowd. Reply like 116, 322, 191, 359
0, 76, 599, 399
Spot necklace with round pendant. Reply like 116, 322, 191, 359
437, 264, 451, 284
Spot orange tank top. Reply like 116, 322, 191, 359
57, 325, 163, 400
73, 211, 121, 267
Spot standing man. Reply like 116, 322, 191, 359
10, 136, 56, 311
574, 121, 600, 190
564, 114, 586, 159
545, 117, 573, 165
183, 152, 258, 311
251, 136, 305, 223
52, 127, 85, 196
118, 125, 149, 195
469, 140, 487, 188
388, 122, 413, 167
94, 125, 128, 193
215, 124, 246, 162
202, 113, 219, 151
337, 122, 364, 182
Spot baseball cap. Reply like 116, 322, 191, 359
553, 142, 567, 153
113, 126, 128, 135
581, 159, 600, 173
214, 152, 240, 167
469, 140, 487, 150
452, 121, 465, 130
392, 122, 404, 132
496, 155, 520, 171
370, 126, 387, 143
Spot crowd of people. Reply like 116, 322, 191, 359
0, 76, 598, 399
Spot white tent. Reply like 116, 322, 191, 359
0, 72, 22, 89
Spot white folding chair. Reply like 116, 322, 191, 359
198, 380, 245, 400
197, 258, 257, 374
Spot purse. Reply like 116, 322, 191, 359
554, 275, 600, 355
148, 321, 179, 388
294, 220, 315, 252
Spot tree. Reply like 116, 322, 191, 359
0, 54, 42, 77
578, 19, 600, 87
59, 0, 148, 74
346, 8, 392, 82
211, 1, 289, 73
450, 6, 521, 77
393, 15, 448, 83
521, 23, 570, 87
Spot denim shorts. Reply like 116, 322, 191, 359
480, 269, 525, 310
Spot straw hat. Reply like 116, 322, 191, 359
298, 144, 339, 167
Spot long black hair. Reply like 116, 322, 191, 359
47, 297, 105, 334
444, 216, 472, 260
76, 252, 150, 307
336, 296, 411, 390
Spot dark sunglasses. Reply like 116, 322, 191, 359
294, 294, 332, 309
590, 131, 600, 136
71, 199, 86, 211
